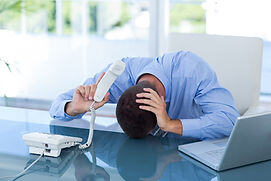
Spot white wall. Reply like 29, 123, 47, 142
0, 32, 148, 100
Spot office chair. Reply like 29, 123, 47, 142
167, 33, 263, 115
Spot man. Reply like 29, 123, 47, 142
50, 50, 240, 140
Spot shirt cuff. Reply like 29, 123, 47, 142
61, 100, 84, 120
181, 118, 202, 139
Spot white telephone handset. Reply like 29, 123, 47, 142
22, 60, 126, 157
94, 60, 126, 102
79, 60, 126, 149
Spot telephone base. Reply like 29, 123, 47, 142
23, 132, 82, 157
29, 147, 62, 157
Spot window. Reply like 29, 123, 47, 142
204, 0, 271, 96
0, 0, 150, 101
169, 0, 271, 96
170, 1, 206, 33
1, 0, 271, 109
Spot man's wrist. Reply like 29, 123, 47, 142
65, 102, 78, 116
163, 119, 183, 135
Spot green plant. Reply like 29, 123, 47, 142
0, 58, 11, 72
0, 58, 12, 106
0, 0, 20, 105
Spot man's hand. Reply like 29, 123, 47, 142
136, 88, 182, 135
136, 88, 170, 130
65, 72, 110, 116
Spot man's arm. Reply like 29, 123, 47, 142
49, 69, 110, 120
49, 88, 83, 120
179, 62, 240, 140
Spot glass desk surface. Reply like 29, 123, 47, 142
0, 106, 271, 181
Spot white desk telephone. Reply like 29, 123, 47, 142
22, 60, 126, 157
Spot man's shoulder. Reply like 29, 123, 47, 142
121, 57, 155, 65
122, 51, 213, 78
165, 50, 212, 78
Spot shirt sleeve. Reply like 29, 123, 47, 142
49, 66, 111, 121
180, 60, 240, 140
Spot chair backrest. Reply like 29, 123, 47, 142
167, 33, 263, 115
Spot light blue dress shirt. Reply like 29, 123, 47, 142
49, 50, 240, 140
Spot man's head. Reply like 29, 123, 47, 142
116, 81, 158, 138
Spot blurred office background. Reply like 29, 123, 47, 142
0, 0, 270, 109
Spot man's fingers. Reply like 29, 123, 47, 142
136, 98, 159, 108
104, 92, 110, 102
101, 92, 110, 104
85, 85, 91, 101
76, 85, 86, 98
161, 96, 166, 108
139, 105, 158, 114
90, 72, 105, 101
93, 92, 109, 109
89, 84, 97, 100
143, 88, 160, 99
75, 89, 80, 94
99, 92, 110, 104
96, 72, 105, 85
136, 92, 151, 98
136, 92, 159, 103
136, 88, 161, 103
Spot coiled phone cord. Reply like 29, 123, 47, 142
79, 101, 96, 149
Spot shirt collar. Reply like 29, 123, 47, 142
135, 61, 171, 103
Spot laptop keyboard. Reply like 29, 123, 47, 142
205, 149, 225, 160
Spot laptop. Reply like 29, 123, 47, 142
178, 112, 271, 171
179, 151, 271, 181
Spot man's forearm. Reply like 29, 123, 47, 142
163, 119, 183, 135
65, 101, 78, 116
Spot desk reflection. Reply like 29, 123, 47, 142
48, 120, 271, 181
49, 121, 213, 181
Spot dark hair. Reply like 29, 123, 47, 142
116, 81, 157, 138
